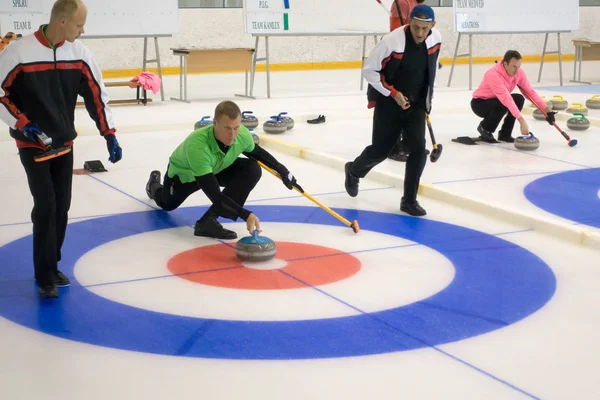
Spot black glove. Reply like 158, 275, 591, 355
280, 169, 304, 193
545, 111, 557, 125
105, 134, 122, 163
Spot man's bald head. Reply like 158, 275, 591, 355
48, 0, 87, 43
50, 0, 86, 22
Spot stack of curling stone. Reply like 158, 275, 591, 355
566, 113, 590, 131
235, 229, 276, 262
263, 114, 288, 134
277, 112, 294, 130
251, 133, 260, 145
514, 132, 540, 151
533, 100, 553, 121
585, 94, 600, 110
194, 116, 212, 130
550, 95, 569, 111
566, 102, 588, 116
241, 110, 259, 129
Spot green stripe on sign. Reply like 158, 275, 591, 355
284, 13, 288, 30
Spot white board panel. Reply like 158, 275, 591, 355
0, 0, 44, 14
453, 0, 579, 33
0, 13, 45, 36
244, 0, 390, 36
0, 0, 179, 37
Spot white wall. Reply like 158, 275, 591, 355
79, 7, 600, 71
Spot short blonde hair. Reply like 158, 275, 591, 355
214, 100, 241, 121
50, 0, 82, 22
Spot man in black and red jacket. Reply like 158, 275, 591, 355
345, 4, 441, 217
0, 0, 122, 298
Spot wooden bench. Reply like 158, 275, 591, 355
571, 39, 600, 84
76, 80, 151, 106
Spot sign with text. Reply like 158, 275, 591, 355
0, 0, 44, 14
245, 0, 285, 13
245, 11, 287, 34
0, 13, 44, 36
453, 0, 578, 33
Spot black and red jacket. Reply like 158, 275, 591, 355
363, 25, 442, 113
0, 26, 115, 150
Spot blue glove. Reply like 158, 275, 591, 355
280, 169, 303, 193
105, 134, 122, 163
21, 122, 48, 145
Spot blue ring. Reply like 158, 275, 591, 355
0, 205, 555, 359
524, 168, 600, 228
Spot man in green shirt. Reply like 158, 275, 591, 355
146, 100, 303, 239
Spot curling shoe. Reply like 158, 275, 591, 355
146, 170, 161, 200
345, 162, 359, 197
194, 217, 237, 240
400, 199, 427, 217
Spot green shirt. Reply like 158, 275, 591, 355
167, 125, 255, 183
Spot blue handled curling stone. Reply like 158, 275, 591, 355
514, 132, 540, 151
236, 229, 277, 262
251, 133, 260, 145
194, 116, 212, 130
278, 112, 294, 130
263, 115, 287, 134
242, 110, 259, 129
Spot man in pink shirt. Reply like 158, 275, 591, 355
471, 50, 555, 143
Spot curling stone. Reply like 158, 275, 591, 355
529, 96, 546, 108
514, 132, 540, 151
585, 94, 600, 110
566, 102, 588, 116
533, 103, 553, 121
241, 110, 259, 129
263, 115, 287, 134
235, 230, 276, 262
251, 133, 259, 145
194, 116, 212, 130
277, 112, 294, 130
566, 113, 590, 131
550, 95, 568, 111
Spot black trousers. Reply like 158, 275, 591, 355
471, 94, 525, 136
350, 95, 427, 204
19, 147, 73, 287
154, 157, 261, 219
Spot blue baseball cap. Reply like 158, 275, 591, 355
410, 5, 435, 22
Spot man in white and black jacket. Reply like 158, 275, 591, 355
0, 0, 122, 298
344, 4, 441, 217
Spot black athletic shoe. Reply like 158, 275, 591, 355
400, 200, 427, 216
53, 271, 70, 287
39, 285, 58, 298
498, 134, 515, 143
477, 124, 499, 143
194, 217, 237, 240
344, 162, 359, 197
146, 170, 161, 200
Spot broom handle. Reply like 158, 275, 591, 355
256, 161, 354, 228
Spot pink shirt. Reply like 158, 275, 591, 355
472, 62, 545, 119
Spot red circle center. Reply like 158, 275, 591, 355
167, 242, 361, 290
